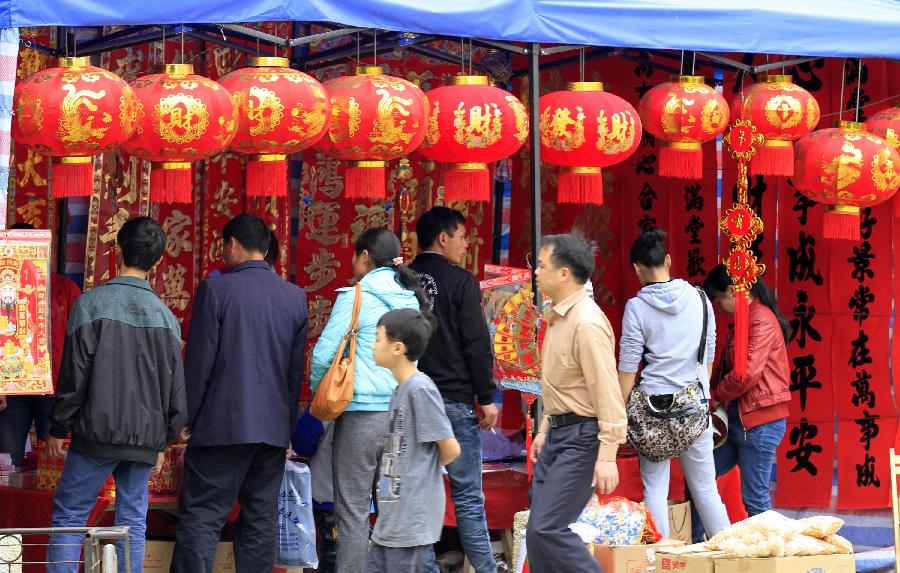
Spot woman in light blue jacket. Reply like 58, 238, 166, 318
310, 227, 426, 573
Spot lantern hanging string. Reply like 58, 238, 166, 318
373, 31, 377, 67
579, 48, 585, 82
691, 51, 695, 75
460, 37, 464, 73
356, 32, 360, 65
679, 50, 684, 75
855, 59, 864, 123
181, 24, 185, 64
838, 58, 846, 123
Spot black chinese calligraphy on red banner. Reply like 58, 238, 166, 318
776, 418, 834, 508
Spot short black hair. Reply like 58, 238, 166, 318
377, 308, 437, 361
541, 233, 595, 284
416, 206, 466, 251
630, 228, 668, 268
223, 213, 271, 255
10, 223, 34, 230
117, 216, 166, 271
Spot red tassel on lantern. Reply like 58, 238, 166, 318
733, 287, 750, 381
150, 163, 193, 204
659, 143, 703, 179
557, 167, 603, 205
246, 155, 288, 197
50, 157, 94, 197
822, 205, 861, 241
751, 141, 794, 177
444, 163, 491, 203
344, 161, 386, 199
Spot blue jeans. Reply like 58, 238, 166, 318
424, 399, 496, 573
690, 405, 786, 542
48, 449, 153, 572
0, 395, 53, 466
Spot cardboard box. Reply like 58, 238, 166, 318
143, 541, 174, 572
668, 501, 692, 544
593, 539, 685, 572
657, 549, 722, 573
713, 553, 856, 573
212, 542, 235, 573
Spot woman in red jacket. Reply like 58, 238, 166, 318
691, 264, 791, 541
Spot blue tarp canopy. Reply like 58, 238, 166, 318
4, 0, 900, 58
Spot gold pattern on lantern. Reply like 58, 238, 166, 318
368, 88, 415, 153
819, 142, 862, 191
806, 98, 819, 130
597, 110, 636, 154
662, 95, 695, 134
153, 94, 210, 144
162, 79, 199, 91
870, 148, 900, 192
57, 84, 110, 143
764, 95, 802, 130
701, 99, 727, 134
540, 106, 585, 151
425, 101, 440, 145
882, 128, 899, 149
507, 96, 528, 144
453, 102, 502, 148
247, 86, 284, 136
119, 92, 138, 134
289, 101, 328, 139
327, 96, 361, 143
16, 92, 43, 135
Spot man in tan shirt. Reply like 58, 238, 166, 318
526, 233, 627, 573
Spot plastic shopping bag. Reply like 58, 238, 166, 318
275, 461, 318, 568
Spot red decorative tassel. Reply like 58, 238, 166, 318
822, 207, 861, 241
659, 143, 703, 179
750, 142, 794, 177
444, 163, 491, 202
50, 158, 94, 198
150, 163, 193, 204
733, 289, 750, 382
344, 161, 386, 199
246, 155, 287, 197
557, 167, 603, 205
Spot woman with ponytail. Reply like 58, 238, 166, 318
690, 264, 791, 541
310, 227, 426, 573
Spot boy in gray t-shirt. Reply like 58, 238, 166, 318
367, 308, 460, 573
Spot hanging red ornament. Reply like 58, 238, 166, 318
637, 75, 729, 179
865, 104, 900, 216
732, 74, 820, 176
418, 75, 528, 202
121, 63, 237, 203
313, 66, 427, 199
539, 82, 641, 205
794, 121, 900, 240
219, 57, 330, 198
12, 57, 138, 198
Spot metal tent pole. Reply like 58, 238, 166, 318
528, 42, 541, 306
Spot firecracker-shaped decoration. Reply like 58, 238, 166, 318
719, 119, 766, 381
865, 104, 900, 215
12, 57, 139, 198
637, 75, 729, 179
314, 66, 427, 199
732, 74, 820, 176
121, 63, 237, 203
539, 82, 641, 205
219, 57, 330, 197
419, 75, 529, 202
794, 121, 900, 240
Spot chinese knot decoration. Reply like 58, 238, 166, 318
12, 57, 138, 198
731, 74, 820, 176
219, 57, 331, 197
719, 119, 766, 381
538, 82, 641, 205
418, 75, 529, 202
314, 66, 427, 199
638, 75, 729, 179
864, 104, 900, 216
122, 64, 237, 203
793, 121, 900, 240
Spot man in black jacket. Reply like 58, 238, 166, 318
409, 206, 498, 573
172, 214, 308, 573
47, 217, 187, 573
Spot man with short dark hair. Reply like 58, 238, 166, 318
409, 206, 498, 573
46, 216, 187, 573
172, 213, 308, 573
526, 233, 626, 573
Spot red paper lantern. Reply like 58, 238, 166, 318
865, 105, 900, 216
12, 57, 138, 198
637, 75, 729, 179
418, 75, 528, 202
314, 66, 427, 199
794, 121, 900, 240
732, 75, 820, 176
219, 57, 330, 197
539, 82, 641, 205
121, 64, 237, 203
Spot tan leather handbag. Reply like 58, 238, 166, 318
311, 283, 361, 421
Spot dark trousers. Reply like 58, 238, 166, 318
526, 421, 604, 573
171, 444, 286, 573
314, 508, 337, 573
365, 543, 431, 573
0, 395, 53, 466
